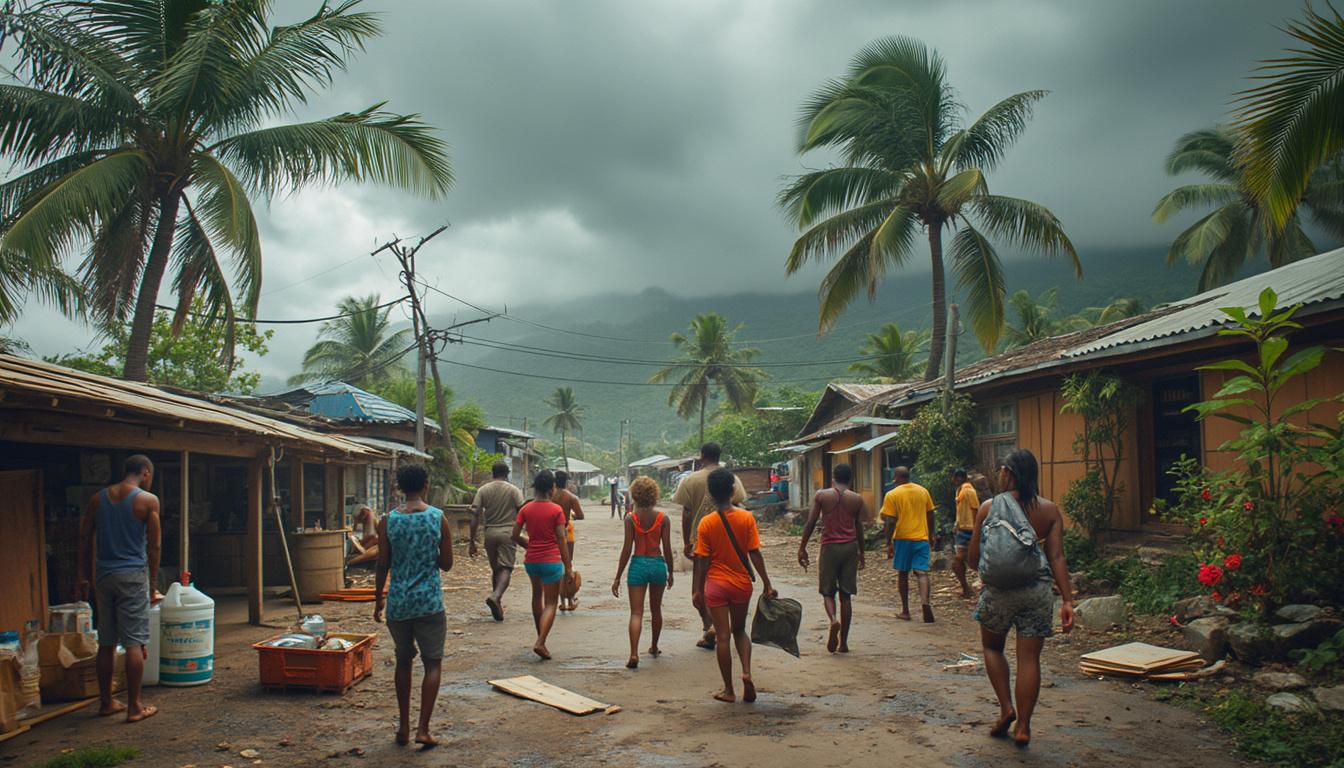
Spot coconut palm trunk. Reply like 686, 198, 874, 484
560, 428, 568, 468
699, 391, 707, 446
925, 224, 947, 381
428, 357, 464, 482
124, 192, 182, 381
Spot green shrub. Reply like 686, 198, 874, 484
1063, 468, 1110, 544
889, 395, 976, 526
1062, 528, 1100, 571
1086, 553, 1200, 615
41, 746, 139, 768
1293, 627, 1344, 679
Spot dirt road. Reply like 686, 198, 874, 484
6, 503, 1240, 767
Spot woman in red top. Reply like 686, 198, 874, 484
511, 470, 571, 660
611, 476, 675, 669
693, 468, 776, 703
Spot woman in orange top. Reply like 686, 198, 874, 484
611, 476, 675, 669
692, 468, 776, 704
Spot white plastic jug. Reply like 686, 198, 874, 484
143, 603, 160, 686
159, 583, 214, 687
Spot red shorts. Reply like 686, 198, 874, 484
704, 579, 752, 608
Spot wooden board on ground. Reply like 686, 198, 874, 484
0, 725, 30, 743
489, 675, 609, 715
1079, 642, 1201, 673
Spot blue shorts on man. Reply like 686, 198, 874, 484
891, 539, 931, 572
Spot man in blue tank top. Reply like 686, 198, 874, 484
375, 463, 453, 747
76, 454, 162, 723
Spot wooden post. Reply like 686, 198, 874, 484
290, 458, 304, 530
247, 455, 264, 625
942, 304, 959, 416
179, 450, 190, 576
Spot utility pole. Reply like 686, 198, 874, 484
942, 303, 959, 416
618, 419, 629, 477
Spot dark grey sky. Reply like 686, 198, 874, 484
9, 0, 1302, 383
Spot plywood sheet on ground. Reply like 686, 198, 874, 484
1079, 642, 1200, 672
488, 675, 608, 715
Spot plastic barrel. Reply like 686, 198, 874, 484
160, 582, 214, 686
143, 603, 160, 686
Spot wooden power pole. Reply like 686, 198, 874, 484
942, 303, 959, 416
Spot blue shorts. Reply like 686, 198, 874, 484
955, 529, 973, 550
891, 540, 931, 573
627, 555, 668, 587
525, 561, 565, 584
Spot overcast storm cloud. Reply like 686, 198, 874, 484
6, 0, 1299, 383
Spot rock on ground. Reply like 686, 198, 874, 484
1181, 616, 1230, 661
1172, 595, 1237, 622
1313, 686, 1344, 712
1272, 620, 1341, 658
1227, 623, 1274, 664
1074, 595, 1128, 631
1251, 671, 1309, 691
1274, 605, 1325, 624
1266, 692, 1318, 715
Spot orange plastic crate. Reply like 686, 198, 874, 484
253, 632, 376, 694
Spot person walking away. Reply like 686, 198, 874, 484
611, 477, 675, 668
797, 463, 866, 653
374, 463, 453, 747
692, 468, 775, 703
672, 443, 746, 649
951, 469, 980, 598
552, 471, 585, 611
513, 470, 572, 660
469, 461, 525, 621
880, 466, 937, 623
76, 454, 161, 723
609, 476, 620, 518
967, 449, 1073, 748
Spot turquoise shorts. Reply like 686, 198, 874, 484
892, 539, 931, 572
525, 561, 565, 584
627, 555, 668, 587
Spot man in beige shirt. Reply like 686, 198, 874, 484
470, 461, 525, 621
671, 443, 746, 648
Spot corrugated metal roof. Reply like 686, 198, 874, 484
1067, 247, 1344, 357
628, 454, 672, 468
0, 355, 386, 459
556, 457, 602, 474
483, 424, 536, 440
344, 435, 432, 460
830, 430, 902, 455
272, 381, 441, 431
831, 382, 906, 401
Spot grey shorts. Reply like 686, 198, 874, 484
818, 540, 860, 597
974, 580, 1055, 638
387, 611, 446, 663
484, 527, 517, 571
95, 570, 150, 648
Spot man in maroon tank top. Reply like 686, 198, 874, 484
797, 463, 867, 653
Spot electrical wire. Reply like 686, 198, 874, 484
153, 296, 409, 325
437, 357, 837, 387
451, 334, 903, 368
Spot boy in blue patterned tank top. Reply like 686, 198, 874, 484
375, 464, 453, 748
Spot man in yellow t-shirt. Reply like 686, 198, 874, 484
951, 469, 980, 599
880, 466, 936, 623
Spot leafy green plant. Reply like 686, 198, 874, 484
889, 394, 977, 520
1060, 370, 1144, 541
1062, 527, 1101, 571
1293, 627, 1344, 678
40, 746, 139, 768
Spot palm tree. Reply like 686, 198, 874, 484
1152, 127, 1342, 290
650, 313, 764, 445
847, 322, 928, 382
290, 294, 412, 387
1235, 4, 1344, 231
1076, 296, 1147, 326
0, 0, 452, 381
1003, 289, 1068, 349
543, 387, 584, 469
780, 37, 1078, 381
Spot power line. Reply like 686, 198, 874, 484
452, 334, 900, 368
259, 251, 381, 297
437, 357, 837, 388
154, 296, 408, 325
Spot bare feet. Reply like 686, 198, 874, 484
626, 656, 639, 669
98, 700, 127, 717
960, 589, 973, 599
838, 642, 850, 653
741, 676, 756, 703
990, 709, 1017, 738
1013, 725, 1030, 748
696, 630, 716, 650
827, 621, 840, 653
533, 643, 551, 660
896, 612, 912, 621
415, 730, 439, 747
713, 689, 735, 703
395, 728, 410, 746
647, 646, 661, 657
126, 704, 158, 723
485, 596, 503, 622
922, 604, 935, 623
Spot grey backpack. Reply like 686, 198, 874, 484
978, 493, 1046, 589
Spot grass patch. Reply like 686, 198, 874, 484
1089, 553, 1200, 615
40, 746, 139, 768
1154, 686, 1343, 766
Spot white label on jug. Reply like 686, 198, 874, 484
161, 620, 212, 657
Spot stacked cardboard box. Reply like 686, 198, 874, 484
38, 633, 124, 703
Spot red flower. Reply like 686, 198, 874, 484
1227, 591, 1242, 605
1199, 517, 1209, 526
1216, 537, 1225, 547
1329, 515, 1344, 531
1198, 564, 1225, 588
1243, 501, 1254, 511
1224, 554, 1242, 571
1201, 490, 1212, 501
1211, 591, 1223, 603
1250, 584, 1268, 596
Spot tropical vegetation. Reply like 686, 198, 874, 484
780, 36, 1079, 381
650, 312, 764, 445
0, 0, 452, 381
1060, 370, 1144, 542
1001, 288, 1070, 349
290, 294, 412, 387
1152, 127, 1344, 290
848, 322, 927, 382
543, 386, 584, 468
698, 385, 819, 466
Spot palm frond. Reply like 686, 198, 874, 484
0, 84, 124, 165
783, 199, 899, 274
0, 6, 142, 114
192, 154, 261, 312
934, 168, 986, 213
1266, 214, 1317, 268
815, 205, 918, 331
948, 90, 1048, 172
1151, 182, 1242, 223
973, 194, 1080, 276
171, 198, 237, 367
1164, 127, 1240, 180
949, 223, 1007, 352
212, 105, 453, 198
79, 176, 152, 322
1164, 203, 1252, 270
776, 166, 902, 227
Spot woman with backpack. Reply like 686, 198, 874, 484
967, 449, 1074, 748
692, 468, 776, 704
611, 476, 675, 669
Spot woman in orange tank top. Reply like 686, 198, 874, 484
612, 476, 674, 669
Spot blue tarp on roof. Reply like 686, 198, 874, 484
278, 381, 441, 431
